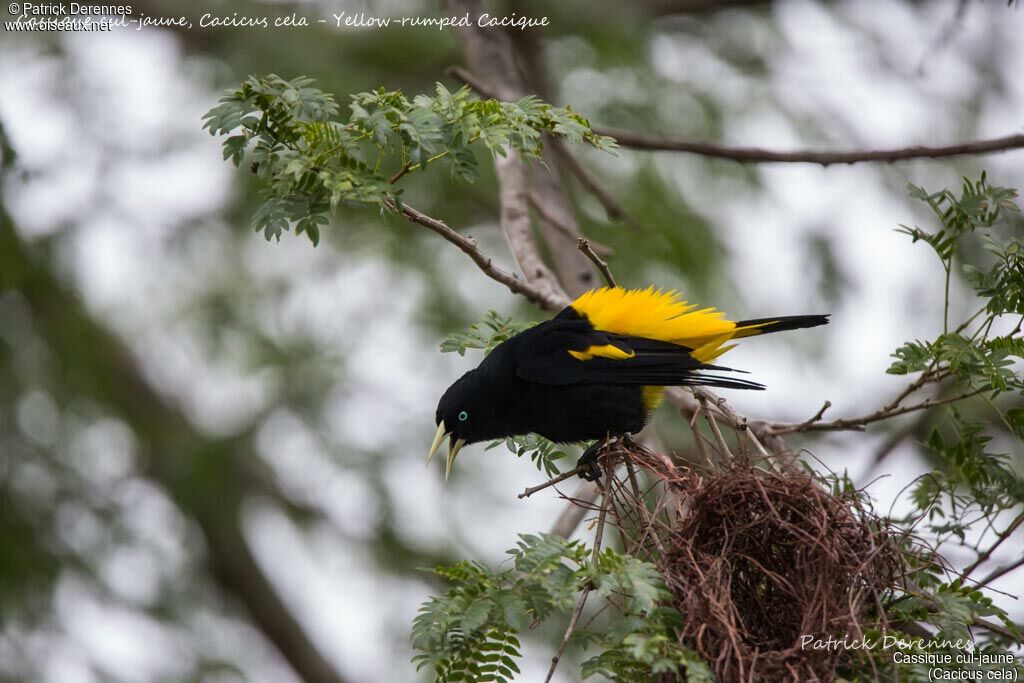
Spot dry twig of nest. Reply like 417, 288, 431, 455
649, 461, 900, 682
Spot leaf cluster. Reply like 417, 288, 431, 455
888, 334, 1024, 393
438, 311, 534, 356
203, 74, 615, 245
897, 174, 1020, 262
411, 534, 701, 683
487, 434, 571, 478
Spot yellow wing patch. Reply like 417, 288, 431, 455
568, 344, 636, 361
571, 286, 740, 359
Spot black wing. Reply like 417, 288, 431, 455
512, 316, 764, 391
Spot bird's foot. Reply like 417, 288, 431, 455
576, 440, 607, 482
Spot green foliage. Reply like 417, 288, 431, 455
888, 333, 1024, 392
576, 552, 714, 681
887, 579, 1018, 644
204, 75, 615, 245
898, 174, 1020, 261
897, 173, 1021, 334
878, 175, 1024, 676
889, 177, 1024, 533
966, 236, 1024, 315
487, 434, 571, 478
411, 534, 703, 683
439, 311, 534, 356
887, 339, 934, 375
411, 534, 586, 681
578, 608, 713, 682
910, 411, 1024, 521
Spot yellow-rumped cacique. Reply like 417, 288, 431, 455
428, 286, 828, 479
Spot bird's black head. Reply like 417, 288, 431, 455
428, 367, 509, 479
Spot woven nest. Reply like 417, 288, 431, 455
622, 450, 899, 682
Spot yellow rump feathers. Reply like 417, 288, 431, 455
570, 286, 741, 363
568, 344, 636, 361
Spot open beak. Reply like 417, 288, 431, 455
427, 422, 447, 467
426, 421, 467, 481
445, 437, 466, 481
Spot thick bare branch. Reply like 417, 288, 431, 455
507, 31, 608, 294
446, 0, 574, 306
495, 149, 571, 305
527, 157, 602, 296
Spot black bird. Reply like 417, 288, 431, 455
428, 286, 828, 478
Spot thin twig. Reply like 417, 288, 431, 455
545, 485, 609, 683
593, 127, 1024, 166
519, 464, 590, 499
549, 137, 645, 233
696, 389, 771, 458
698, 393, 733, 460
973, 617, 1024, 645
788, 400, 832, 432
388, 164, 411, 184
963, 511, 1024, 577
385, 199, 568, 310
769, 388, 985, 434
549, 481, 599, 538
528, 190, 614, 256
577, 238, 617, 287
977, 555, 1024, 587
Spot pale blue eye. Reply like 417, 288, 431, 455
458, 411, 468, 422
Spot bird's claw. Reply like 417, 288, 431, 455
576, 441, 605, 482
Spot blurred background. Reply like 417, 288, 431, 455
1, 0, 1022, 681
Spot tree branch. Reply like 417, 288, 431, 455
769, 387, 984, 435
448, 66, 644, 235
447, 65, 1024, 166
592, 127, 1024, 166
495, 149, 571, 305
518, 464, 591, 499
386, 198, 566, 310
445, 0, 573, 307
545, 484, 609, 683
528, 190, 614, 256
548, 137, 645, 233
963, 510, 1024, 578
977, 555, 1024, 588
577, 238, 617, 287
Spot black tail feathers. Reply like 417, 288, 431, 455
735, 314, 830, 336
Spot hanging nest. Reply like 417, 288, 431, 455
610, 446, 901, 682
